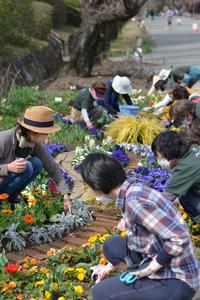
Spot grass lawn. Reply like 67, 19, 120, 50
108, 19, 154, 57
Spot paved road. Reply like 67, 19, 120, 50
144, 16, 200, 69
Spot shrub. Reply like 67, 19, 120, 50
32, 1, 54, 40
0, 0, 35, 50
39, 0, 81, 27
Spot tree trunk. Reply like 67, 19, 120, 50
68, 0, 147, 76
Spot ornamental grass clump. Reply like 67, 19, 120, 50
106, 116, 164, 144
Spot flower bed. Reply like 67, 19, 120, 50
0, 190, 92, 252
72, 135, 130, 172
0, 230, 124, 299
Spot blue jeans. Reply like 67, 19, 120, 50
0, 157, 43, 201
91, 236, 195, 300
179, 191, 200, 218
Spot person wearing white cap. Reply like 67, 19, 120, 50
102, 75, 133, 115
148, 66, 200, 96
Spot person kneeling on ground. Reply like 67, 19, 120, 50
169, 100, 200, 144
148, 65, 200, 96
101, 75, 133, 116
70, 82, 106, 129
0, 106, 72, 212
80, 153, 199, 300
152, 130, 200, 221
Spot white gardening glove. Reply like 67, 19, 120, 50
90, 263, 114, 283
129, 258, 162, 279
117, 218, 126, 231
153, 93, 172, 109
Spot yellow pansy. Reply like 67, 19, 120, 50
35, 280, 44, 286
74, 285, 83, 294
120, 231, 126, 237
76, 268, 87, 275
88, 235, 98, 243
51, 282, 59, 291
58, 297, 65, 300
64, 267, 75, 273
45, 290, 51, 299
192, 225, 198, 229
182, 213, 188, 220
77, 273, 85, 281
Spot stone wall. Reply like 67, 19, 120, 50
2, 39, 63, 88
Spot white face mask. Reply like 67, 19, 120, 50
95, 195, 113, 205
157, 159, 171, 170
182, 119, 192, 126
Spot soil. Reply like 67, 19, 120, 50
42, 58, 153, 94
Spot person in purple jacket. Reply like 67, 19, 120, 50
98, 75, 133, 115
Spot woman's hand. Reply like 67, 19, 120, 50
63, 194, 72, 213
7, 159, 27, 173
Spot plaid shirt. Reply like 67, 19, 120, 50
116, 178, 200, 291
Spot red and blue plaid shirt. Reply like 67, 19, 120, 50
116, 178, 200, 291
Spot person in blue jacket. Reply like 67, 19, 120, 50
98, 75, 133, 115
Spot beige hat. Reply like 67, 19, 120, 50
148, 69, 171, 95
18, 106, 61, 134
112, 75, 133, 95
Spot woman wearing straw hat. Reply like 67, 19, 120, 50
102, 75, 133, 115
0, 106, 72, 212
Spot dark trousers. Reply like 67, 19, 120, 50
179, 191, 200, 220
91, 236, 195, 300
0, 156, 43, 202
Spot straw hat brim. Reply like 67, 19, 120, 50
18, 116, 61, 134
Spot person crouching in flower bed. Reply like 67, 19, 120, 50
80, 153, 199, 300
69, 82, 106, 129
0, 106, 72, 211
152, 130, 200, 222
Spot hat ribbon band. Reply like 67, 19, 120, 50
24, 118, 54, 128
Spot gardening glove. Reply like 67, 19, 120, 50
90, 263, 114, 283
117, 218, 126, 232
129, 257, 162, 279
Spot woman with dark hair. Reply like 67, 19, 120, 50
152, 130, 200, 220
169, 100, 200, 144
80, 152, 199, 300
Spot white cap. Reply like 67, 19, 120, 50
112, 75, 133, 95
158, 69, 171, 80
148, 69, 171, 95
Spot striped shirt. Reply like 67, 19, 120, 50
116, 178, 200, 291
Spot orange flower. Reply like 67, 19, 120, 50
22, 264, 29, 269
16, 294, 23, 300
23, 214, 34, 224
99, 256, 107, 265
30, 258, 37, 265
0, 193, 9, 200
9, 281, 16, 288
2, 209, 12, 214
40, 267, 48, 274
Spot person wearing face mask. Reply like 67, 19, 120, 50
70, 82, 106, 129
0, 106, 72, 212
152, 130, 200, 221
169, 100, 200, 144
80, 152, 199, 300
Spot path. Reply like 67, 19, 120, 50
6, 152, 139, 264
144, 16, 200, 70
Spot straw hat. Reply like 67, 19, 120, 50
18, 106, 60, 134
112, 75, 133, 95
